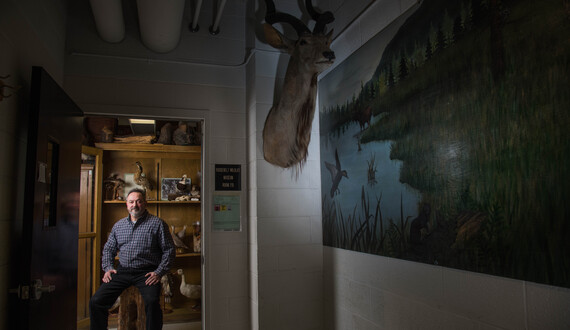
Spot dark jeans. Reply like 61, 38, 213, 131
89, 267, 162, 330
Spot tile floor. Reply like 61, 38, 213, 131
164, 322, 202, 330
109, 321, 201, 330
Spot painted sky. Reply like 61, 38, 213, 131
318, 4, 420, 111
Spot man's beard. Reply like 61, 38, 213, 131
129, 207, 144, 219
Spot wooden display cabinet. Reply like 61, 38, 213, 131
96, 143, 202, 324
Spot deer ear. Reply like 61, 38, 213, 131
263, 23, 294, 52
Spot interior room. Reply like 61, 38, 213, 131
1, 0, 569, 329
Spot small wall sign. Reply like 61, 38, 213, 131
212, 193, 241, 231
215, 164, 241, 191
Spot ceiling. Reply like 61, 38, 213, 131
65, 0, 248, 66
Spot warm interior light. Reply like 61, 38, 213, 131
129, 118, 156, 135
129, 118, 155, 125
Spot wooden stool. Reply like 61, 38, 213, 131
118, 286, 145, 330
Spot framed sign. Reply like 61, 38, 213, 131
215, 164, 241, 191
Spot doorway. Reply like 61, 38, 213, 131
77, 115, 205, 329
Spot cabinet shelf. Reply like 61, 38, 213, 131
95, 143, 201, 154
176, 252, 201, 257
103, 200, 200, 204
115, 252, 199, 260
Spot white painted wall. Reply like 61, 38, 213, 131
251, 47, 325, 329
321, 0, 570, 329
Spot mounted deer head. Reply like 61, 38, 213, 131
262, 0, 335, 169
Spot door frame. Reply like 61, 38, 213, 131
77, 145, 103, 328
82, 107, 209, 329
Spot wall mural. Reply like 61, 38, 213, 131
319, 0, 569, 288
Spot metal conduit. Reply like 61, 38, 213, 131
189, 0, 203, 32
209, 0, 227, 35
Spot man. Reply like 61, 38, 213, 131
89, 188, 175, 330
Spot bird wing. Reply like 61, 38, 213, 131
334, 148, 341, 170
176, 225, 187, 239
171, 231, 190, 249
325, 161, 338, 181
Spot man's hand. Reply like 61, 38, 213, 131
145, 271, 160, 286
103, 269, 117, 283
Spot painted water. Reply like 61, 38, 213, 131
320, 115, 422, 225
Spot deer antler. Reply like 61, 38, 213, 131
264, 0, 334, 35
264, 0, 310, 35
304, 0, 334, 33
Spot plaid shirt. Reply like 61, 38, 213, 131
102, 211, 175, 277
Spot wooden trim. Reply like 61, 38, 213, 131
95, 143, 201, 153
82, 145, 104, 294
103, 200, 200, 205
78, 232, 96, 239
77, 318, 90, 328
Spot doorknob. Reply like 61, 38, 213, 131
9, 285, 30, 300
30, 279, 55, 300
9, 280, 55, 300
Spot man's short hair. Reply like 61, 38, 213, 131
127, 188, 147, 201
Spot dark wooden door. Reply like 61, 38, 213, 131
9, 67, 83, 329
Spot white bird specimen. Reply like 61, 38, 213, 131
176, 225, 187, 240
176, 269, 201, 300
170, 225, 190, 250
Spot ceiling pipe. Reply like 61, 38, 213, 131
89, 0, 125, 43
189, 0, 203, 32
209, 0, 227, 35
136, 0, 186, 53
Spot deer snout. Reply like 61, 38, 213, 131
323, 51, 335, 61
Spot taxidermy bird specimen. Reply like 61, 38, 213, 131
325, 148, 348, 198
170, 225, 190, 251
173, 121, 191, 145
190, 184, 200, 200
157, 122, 173, 144
176, 225, 187, 240
104, 173, 126, 200
161, 273, 174, 306
177, 174, 190, 193
177, 268, 201, 310
262, 0, 335, 170
192, 221, 201, 253
134, 161, 153, 195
